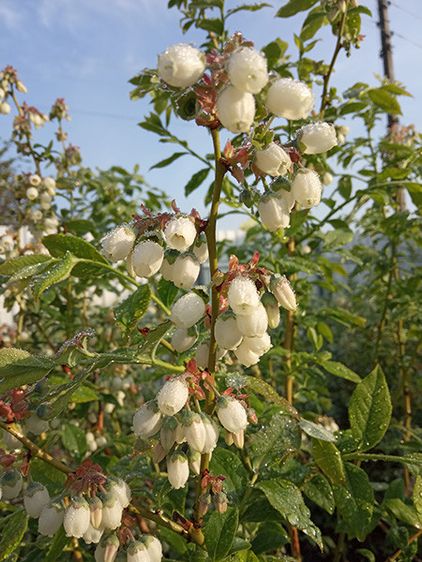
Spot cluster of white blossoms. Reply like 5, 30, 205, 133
155, 40, 341, 234
133, 374, 250, 492
0, 459, 162, 562
101, 215, 207, 290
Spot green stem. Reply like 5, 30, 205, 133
152, 357, 185, 373
343, 452, 422, 466
193, 127, 226, 524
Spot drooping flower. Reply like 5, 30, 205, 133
216, 396, 248, 433
164, 216, 197, 252
299, 122, 337, 154
101, 225, 136, 262
291, 168, 322, 209
158, 43, 205, 89
171, 292, 206, 328
216, 86, 255, 133
157, 377, 189, 416
227, 47, 268, 94
266, 78, 313, 120
254, 142, 291, 177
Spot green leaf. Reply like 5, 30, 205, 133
334, 463, 374, 540
256, 479, 322, 549
349, 366, 392, 451
150, 151, 187, 170
303, 474, 335, 514
251, 521, 289, 554
157, 277, 179, 308
248, 413, 301, 468
205, 507, 239, 561
210, 448, 248, 497
32, 252, 79, 300
70, 385, 99, 404
62, 424, 87, 457
262, 38, 288, 68
30, 458, 67, 496
320, 360, 361, 383
0, 510, 28, 561
0, 254, 51, 275
45, 527, 69, 562
42, 233, 107, 263
321, 306, 366, 327
300, 419, 336, 442
137, 320, 173, 360
277, 0, 318, 18
413, 476, 422, 514
227, 3, 271, 17
226, 374, 298, 417
368, 87, 402, 115
0, 348, 56, 392
185, 168, 210, 196
115, 284, 151, 331
312, 439, 346, 485
384, 498, 422, 528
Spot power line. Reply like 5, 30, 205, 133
389, 0, 422, 22
368, 19, 422, 51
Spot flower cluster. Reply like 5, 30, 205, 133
0, 453, 162, 562
101, 210, 207, 290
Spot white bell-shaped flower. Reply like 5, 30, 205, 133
214, 314, 243, 350
270, 274, 297, 311
167, 452, 189, 489
164, 216, 197, 252
171, 292, 206, 328
193, 236, 208, 264
299, 122, 337, 154
254, 142, 291, 177
157, 377, 189, 416
234, 340, 260, 367
262, 292, 281, 329
160, 416, 178, 452
236, 302, 268, 337
243, 332, 272, 356
202, 415, 219, 454
143, 535, 163, 562
217, 396, 248, 433
101, 225, 136, 262
266, 78, 313, 120
182, 412, 206, 452
26, 187, 38, 200
109, 478, 131, 508
158, 43, 205, 88
130, 240, 164, 278
216, 86, 255, 133
171, 327, 197, 353
291, 168, 322, 209
38, 501, 64, 537
258, 193, 290, 232
172, 253, 200, 289
228, 276, 260, 315
100, 491, 123, 531
64, 497, 91, 538
24, 481, 50, 518
227, 46, 268, 94
133, 401, 162, 438
1, 469, 23, 500
83, 523, 104, 545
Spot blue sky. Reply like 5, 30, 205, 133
1, 0, 421, 225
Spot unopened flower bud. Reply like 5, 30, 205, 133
291, 168, 322, 209
43, 176, 56, 195
24, 481, 50, 518
214, 313, 243, 350
160, 416, 178, 452
171, 292, 206, 328
38, 501, 64, 537
189, 449, 202, 475
158, 43, 205, 88
266, 78, 313, 120
16, 80, 27, 93
130, 240, 164, 278
1, 469, 23, 500
101, 225, 136, 262
214, 491, 228, 513
88, 496, 103, 528
322, 171, 333, 185
157, 376, 189, 416
232, 429, 245, 449
164, 216, 197, 252
171, 326, 197, 353
217, 396, 248, 433
202, 415, 219, 453
167, 451, 189, 489
216, 86, 255, 133
255, 143, 291, 177
262, 292, 280, 329
152, 442, 167, 464
197, 493, 211, 518
225, 431, 234, 446
133, 401, 162, 438
64, 496, 91, 538
172, 253, 200, 289
227, 47, 268, 94
228, 276, 260, 315
270, 274, 297, 311
95, 534, 120, 562
299, 122, 337, 154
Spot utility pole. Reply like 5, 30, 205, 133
377, 0, 399, 129
377, 0, 406, 210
